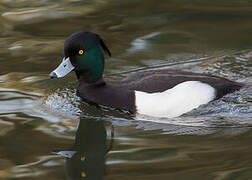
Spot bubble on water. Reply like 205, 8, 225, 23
44, 88, 82, 117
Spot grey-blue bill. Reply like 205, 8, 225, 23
50, 57, 74, 79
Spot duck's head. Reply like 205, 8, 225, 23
50, 31, 111, 83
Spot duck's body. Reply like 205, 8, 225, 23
77, 69, 243, 117
50, 31, 244, 118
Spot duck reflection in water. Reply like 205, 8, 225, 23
58, 119, 113, 180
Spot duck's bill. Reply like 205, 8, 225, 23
50, 57, 74, 79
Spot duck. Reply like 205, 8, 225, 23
50, 31, 244, 118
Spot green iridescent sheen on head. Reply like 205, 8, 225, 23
64, 31, 111, 83
77, 43, 105, 82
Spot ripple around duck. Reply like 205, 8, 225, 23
42, 47, 252, 135
43, 80, 251, 135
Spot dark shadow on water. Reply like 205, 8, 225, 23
56, 118, 113, 180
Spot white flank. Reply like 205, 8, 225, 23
135, 81, 216, 118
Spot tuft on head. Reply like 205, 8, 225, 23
95, 34, 111, 57
64, 31, 111, 57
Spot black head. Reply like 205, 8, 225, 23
50, 31, 111, 83
64, 31, 111, 58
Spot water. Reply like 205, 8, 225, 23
0, 0, 252, 179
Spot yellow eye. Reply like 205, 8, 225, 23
79, 50, 84, 55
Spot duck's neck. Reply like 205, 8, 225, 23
77, 73, 106, 87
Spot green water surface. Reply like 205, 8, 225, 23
0, 0, 251, 179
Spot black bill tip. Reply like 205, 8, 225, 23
49, 72, 57, 79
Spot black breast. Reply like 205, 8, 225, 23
78, 83, 136, 113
